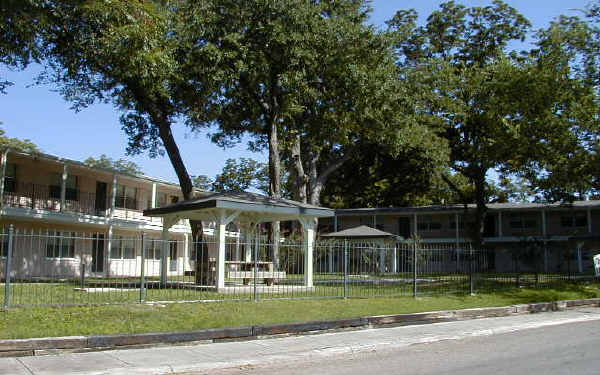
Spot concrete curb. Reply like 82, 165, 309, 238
1, 298, 598, 358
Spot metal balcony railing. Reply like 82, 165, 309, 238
3, 182, 98, 216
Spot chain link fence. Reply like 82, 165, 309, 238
0, 226, 597, 308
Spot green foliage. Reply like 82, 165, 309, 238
387, 0, 598, 243
0, 128, 39, 153
83, 154, 142, 175
213, 158, 268, 194
191, 175, 214, 192
517, 12, 600, 202
321, 143, 448, 208
0, 0, 53, 93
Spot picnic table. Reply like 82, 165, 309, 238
225, 261, 285, 285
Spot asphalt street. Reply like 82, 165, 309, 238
205, 314, 600, 375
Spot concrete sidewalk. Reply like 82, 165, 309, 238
2, 307, 599, 375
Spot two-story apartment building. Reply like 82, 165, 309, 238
2, 148, 598, 278
322, 202, 600, 273
0, 149, 222, 279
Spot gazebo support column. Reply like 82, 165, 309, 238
160, 227, 169, 286
299, 217, 316, 288
216, 210, 241, 291
391, 245, 397, 273
379, 244, 386, 274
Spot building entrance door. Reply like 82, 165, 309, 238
92, 234, 105, 273
95, 182, 108, 216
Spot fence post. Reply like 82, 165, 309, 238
4, 224, 14, 310
413, 240, 418, 298
254, 228, 258, 302
80, 262, 86, 290
140, 233, 146, 303
344, 239, 348, 299
469, 245, 474, 295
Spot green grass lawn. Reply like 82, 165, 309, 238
0, 273, 595, 306
0, 283, 598, 340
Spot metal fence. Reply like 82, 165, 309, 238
0, 226, 597, 308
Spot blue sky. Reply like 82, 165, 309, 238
0, 0, 592, 183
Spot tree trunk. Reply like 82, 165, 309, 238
472, 172, 488, 250
306, 150, 352, 206
267, 116, 281, 269
155, 116, 209, 284
291, 133, 308, 203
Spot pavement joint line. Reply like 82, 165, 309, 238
102, 351, 136, 368
15, 358, 35, 375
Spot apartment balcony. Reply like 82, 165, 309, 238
2, 182, 188, 229
3, 182, 98, 216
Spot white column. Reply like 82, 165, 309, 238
151, 183, 157, 209
215, 210, 241, 291
413, 213, 418, 237
0, 149, 8, 208
184, 233, 189, 271
373, 215, 377, 228
391, 245, 397, 273
235, 231, 241, 261
109, 174, 117, 218
587, 208, 592, 234
245, 229, 252, 262
455, 213, 460, 248
541, 210, 547, 237
60, 164, 68, 211
240, 223, 253, 262
379, 243, 386, 273
328, 245, 334, 273
334, 215, 338, 232
106, 224, 113, 278
498, 211, 503, 237
542, 210, 548, 273
216, 219, 227, 290
577, 242, 584, 273
161, 226, 169, 285
300, 217, 315, 288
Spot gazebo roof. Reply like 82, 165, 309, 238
321, 225, 400, 240
143, 191, 334, 223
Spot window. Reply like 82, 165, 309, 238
156, 192, 167, 208
561, 214, 587, 228
509, 215, 537, 230
46, 231, 75, 258
360, 216, 377, 228
170, 195, 179, 204
116, 185, 137, 210
110, 236, 136, 259
144, 239, 162, 260
4, 163, 16, 193
49, 173, 78, 200
417, 217, 442, 231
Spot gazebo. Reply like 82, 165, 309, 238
321, 225, 401, 273
143, 191, 334, 291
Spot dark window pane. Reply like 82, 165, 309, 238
49, 185, 61, 199
430, 222, 442, 230
575, 215, 587, 227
